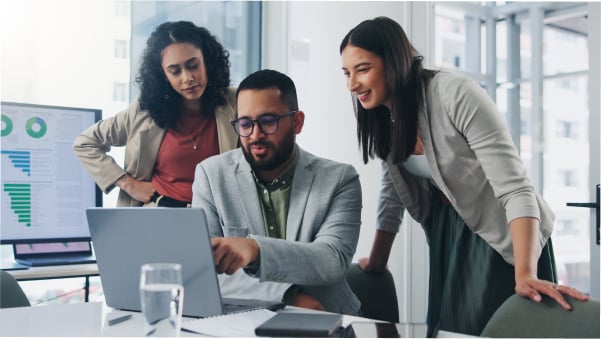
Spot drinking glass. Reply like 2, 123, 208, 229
139, 263, 184, 337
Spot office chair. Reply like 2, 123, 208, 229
346, 263, 399, 323
0, 269, 31, 308
481, 293, 600, 338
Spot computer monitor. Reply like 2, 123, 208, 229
1, 101, 102, 266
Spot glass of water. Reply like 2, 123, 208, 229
140, 263, 184, 337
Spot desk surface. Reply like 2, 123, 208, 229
1, 245, 98, 281
5, 263, 99, 280
0, 303, 340, 337
0, 302, 473, 337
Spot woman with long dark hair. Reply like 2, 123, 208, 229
74, 21, 238, 207
340, 16, 588, 336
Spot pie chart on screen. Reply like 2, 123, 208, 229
25, 117, 47, 138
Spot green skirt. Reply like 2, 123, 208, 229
423, 185, 557, 337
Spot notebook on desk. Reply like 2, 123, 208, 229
255, 312, 344, 337
86, 207, 284, 318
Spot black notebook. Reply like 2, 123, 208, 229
255, 312, 343, 337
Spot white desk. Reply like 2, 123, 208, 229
6, 263, 99, 302
6, 263, 99, 280
0, 302, 186, 337
0, 302, 473, 337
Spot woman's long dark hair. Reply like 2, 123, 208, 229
340, 16, 435, 164
136, 21, 231, 128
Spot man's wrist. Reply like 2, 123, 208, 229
243, 236, 261, 276
244, 253, 260, 275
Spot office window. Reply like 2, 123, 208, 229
112, 82, 128, 102
559, 78, 579, 91
434, 6, 468, 71
556, 169, 580, 187
544, 26, 588, 75
433, 2, 592, 295
114, 1, 130, 17
555, 120, 579, 139
114, 40, 128, 59
129, 1, 261, 99
556, 219, 579, 236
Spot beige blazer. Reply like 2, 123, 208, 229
376, 71, 554, 265
73, 87, 239, 207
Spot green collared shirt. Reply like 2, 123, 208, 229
252, 152, 297, 239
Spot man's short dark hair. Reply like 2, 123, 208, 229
236, 69, 298, 111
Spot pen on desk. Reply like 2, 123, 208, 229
108, 314, 133, 326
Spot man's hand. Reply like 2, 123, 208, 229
211, 237, 260, 275
293, 291, 325, 311
116, 174, 155, 203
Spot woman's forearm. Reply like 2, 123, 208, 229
508, 217, 541, 282
366, 229, 396, 272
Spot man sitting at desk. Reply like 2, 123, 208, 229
192, 69, 362, 315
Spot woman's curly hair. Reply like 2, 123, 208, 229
136, 21, 231, 128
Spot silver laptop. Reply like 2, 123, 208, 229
86, 207, 284, 318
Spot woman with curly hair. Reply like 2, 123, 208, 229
73, 21, 238, 207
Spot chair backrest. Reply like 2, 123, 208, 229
0, 270, 31, 308
346, 263, 399, 323
481, 293, 600, 338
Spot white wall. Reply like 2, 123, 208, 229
587, 2, 600, 299
262, 2, 429, 330
266, 1, 403, 261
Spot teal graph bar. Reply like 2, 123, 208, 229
3, 183, 32, 226
1, 150, 31, 176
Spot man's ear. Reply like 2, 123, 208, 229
293, 111, 305, 134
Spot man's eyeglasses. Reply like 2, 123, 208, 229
231, 111, 296, 137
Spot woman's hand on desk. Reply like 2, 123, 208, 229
293, 291, 325, 311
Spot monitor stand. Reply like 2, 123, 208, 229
0, 245, 27, 270
13, 241, 96, 267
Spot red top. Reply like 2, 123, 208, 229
152, 111, 219, 202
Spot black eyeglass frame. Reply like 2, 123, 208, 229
231, 111, 296, 137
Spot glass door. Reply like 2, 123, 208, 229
535, 6, 593, 297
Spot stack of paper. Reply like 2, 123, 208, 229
182, 309, 276, 337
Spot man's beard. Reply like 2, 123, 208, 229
242, 130, 296, 172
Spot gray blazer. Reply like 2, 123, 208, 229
192, 146, 362, 315
377, 71, 554, 265
72, 88, 238, 207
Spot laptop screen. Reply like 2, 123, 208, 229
14, 241, 91, 256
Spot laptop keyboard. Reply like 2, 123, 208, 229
223, 302, 255, 314
16, 256, 96, 266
